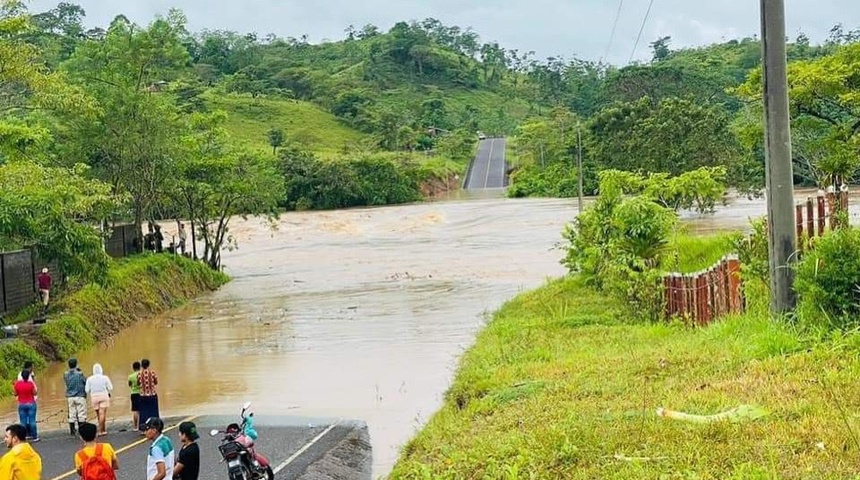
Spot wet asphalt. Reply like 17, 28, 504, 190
31, 416, 352, 480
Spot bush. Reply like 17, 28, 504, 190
562, 178, 677, 319
278, 147, 423, 210
795, 228, 860, 329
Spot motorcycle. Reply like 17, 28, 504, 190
210, 402, 274, 480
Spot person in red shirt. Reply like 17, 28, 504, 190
13, 372, 39, 442
37, 268, 51, 310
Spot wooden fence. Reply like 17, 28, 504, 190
662, 256, 744, 326
795, 188, 849, 248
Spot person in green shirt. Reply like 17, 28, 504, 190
128, 361, 141, 432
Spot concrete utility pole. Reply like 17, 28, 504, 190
760, 0, 797, 313
577, 127, 584, 212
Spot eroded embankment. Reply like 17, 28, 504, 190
0, 254, 227, 395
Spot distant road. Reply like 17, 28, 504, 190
464, 138, 507, 189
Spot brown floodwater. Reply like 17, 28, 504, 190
3, 188, 859, 477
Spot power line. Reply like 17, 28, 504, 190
601, 0, 625, 63
629, 0, 657, 63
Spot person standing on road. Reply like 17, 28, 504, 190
173, 421, 200, 480
64, 358, 88, 436
37, 267, 51, 311
13, 372, 39, 442
75, 422, 118, 480
85, 363, 113, 436
144, 417, 174, 480
129, 361, 142, 432
0, 424, 41, 479
137, 359, 160, 433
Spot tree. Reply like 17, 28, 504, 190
177, 112, 283, 269
0, 0, 91, 161
0, 161, 119, 280
737, 43, 860, 186
61, 10, 190, 244
587, 96, 741, 176
267, 127, 284, 155
650, 36, 672, 61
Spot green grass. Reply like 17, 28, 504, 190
391, 275, 860, 479
0, 255, 227, 396
203, 92, 368, 157
666, 233, 737, 273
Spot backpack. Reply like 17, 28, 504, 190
77, 444, 116, 480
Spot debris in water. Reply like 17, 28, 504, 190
656, 404, 769, 424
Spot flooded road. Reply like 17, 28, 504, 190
6, 188, 860, 477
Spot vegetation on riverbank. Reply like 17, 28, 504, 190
0, 255, 227, 395
390, 268, 860, 478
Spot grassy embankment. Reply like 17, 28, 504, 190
0, 255, 227, 395
392, 234, 860, 479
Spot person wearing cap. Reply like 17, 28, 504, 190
37, 268, 51, 310
173, 421, 199, 480
144, 417, 174, 480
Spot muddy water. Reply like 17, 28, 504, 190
5, 189, 860, 477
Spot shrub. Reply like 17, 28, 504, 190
795, 227, 860, 330
562, 179, 676, 319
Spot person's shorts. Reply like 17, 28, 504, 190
130, 393, 141, 412
91, 392, 110, 410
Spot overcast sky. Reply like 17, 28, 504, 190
29, 0, 860, 64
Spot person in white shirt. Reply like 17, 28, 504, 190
85, 363, 113, 436
144, 417, 174, 480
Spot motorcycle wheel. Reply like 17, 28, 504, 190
229, 466, 251, 480
266, 466, 274, 480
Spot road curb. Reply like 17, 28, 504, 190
294, 421, 372, 480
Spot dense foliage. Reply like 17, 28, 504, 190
795, 228, 860, 330
561, 168, 727, 319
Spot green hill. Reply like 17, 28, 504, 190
202, 92, 369, 157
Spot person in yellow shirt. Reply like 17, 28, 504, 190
0, 423, 42, 480
74, 422, 119, 478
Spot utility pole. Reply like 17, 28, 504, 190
577, 127, 584, 212
761, 0, 797, 313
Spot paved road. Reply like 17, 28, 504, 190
464, 138, 507, 189
32, 416, 356, 480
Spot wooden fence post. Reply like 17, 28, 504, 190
726, 256, 742, 314
806, 198, 814, 239
796, 204, 804, 252
817, 191, 826, 237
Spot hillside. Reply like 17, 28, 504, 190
193, 20, 539, 145
202, 92, 369, 157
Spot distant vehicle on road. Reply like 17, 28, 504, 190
477, 132, 487, 140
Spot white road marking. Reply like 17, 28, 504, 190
272, 420, 342, 474
483, 139, 495, 189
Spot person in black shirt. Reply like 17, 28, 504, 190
173, 421, 200, 480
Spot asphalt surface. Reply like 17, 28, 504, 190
464, 138, 507, 189
31, 415, 355, 480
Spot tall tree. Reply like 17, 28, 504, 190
177, 112, 283, 269
61, 10, 190, 243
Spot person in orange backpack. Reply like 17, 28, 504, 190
75, 422, 118, 480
